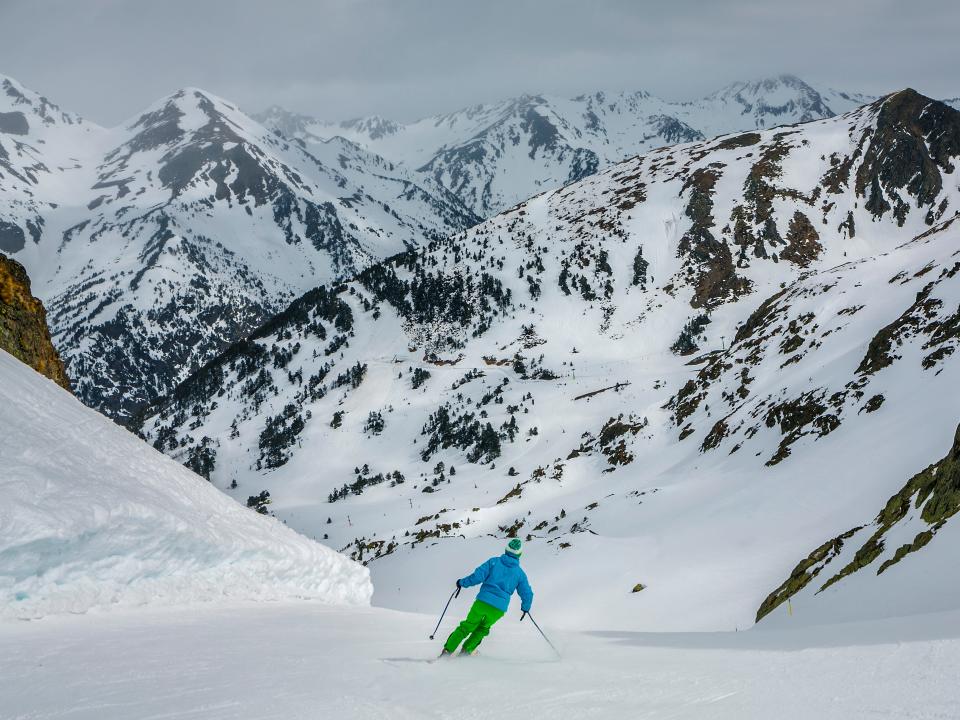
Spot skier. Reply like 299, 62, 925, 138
441, 538, 533, 657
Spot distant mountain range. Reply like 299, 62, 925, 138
255, 75, 878, 217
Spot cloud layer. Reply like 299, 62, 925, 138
1, 0, 956, 125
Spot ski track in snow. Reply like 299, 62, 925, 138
2, 603, 959, 720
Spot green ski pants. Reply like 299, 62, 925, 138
444, 600, 505, 654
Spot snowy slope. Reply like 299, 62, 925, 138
139, 90, 960, 631
0, 76, 476, 419
758, 420, 960, 628
0, 349, 370, 620
4, 602, 960, 720
257, 75, 877, 217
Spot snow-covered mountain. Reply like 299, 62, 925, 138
0, 347, 370, 620
0, 75, 104, 256
0, 75, 477, 418
257, 75, 877, 217
139, 89, 960, 630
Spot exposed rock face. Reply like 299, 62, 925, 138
0, 253, 70, 390
679, 166, 751, 308
781, 211, 823, 267
855, 90, 960, 225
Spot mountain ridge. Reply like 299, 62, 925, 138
0, 76, 477, 418
255, 74, 880, 217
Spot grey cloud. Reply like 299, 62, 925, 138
0, 0, 956, 125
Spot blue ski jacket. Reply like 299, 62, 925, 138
459, 553, 533, 613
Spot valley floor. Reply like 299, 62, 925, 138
3, 602, 958, 719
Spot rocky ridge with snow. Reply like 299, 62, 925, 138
758, 418, 960, 625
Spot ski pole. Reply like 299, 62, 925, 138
429, 585, 461, 640
524, 612, 560, 658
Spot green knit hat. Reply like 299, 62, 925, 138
505, 538, 523, 557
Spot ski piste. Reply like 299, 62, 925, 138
4, 602, 956, 718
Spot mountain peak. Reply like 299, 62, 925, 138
704, 73, 837, 126
339, 114, 401, 140
881, 87, 926, 105
122, 86, 245, 150
872, 87, 960, 129
132, 86, 236, 121
0, 73, 85, 129
843, 87, 960, 225
710, 73, 818, 100
166, 87, 241, 119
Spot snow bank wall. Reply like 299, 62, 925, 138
0, 351, 371, 620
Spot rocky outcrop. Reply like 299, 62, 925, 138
756, 422, 960, 622
854, 90, 960, 225
679, 167, 751, 309
0, 253, 71, 390
781, 211, 822, 267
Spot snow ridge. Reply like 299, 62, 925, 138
0, 350, 370, 620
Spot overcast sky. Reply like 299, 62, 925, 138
1, 0, 956, 126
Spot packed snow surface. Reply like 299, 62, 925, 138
2, 602, 958, 719
0, 351, 371, 619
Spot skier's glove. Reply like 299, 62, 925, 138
456, 579, 462, 588
520, 611, 528, 621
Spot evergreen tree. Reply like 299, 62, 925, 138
246, 490, 271, 514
